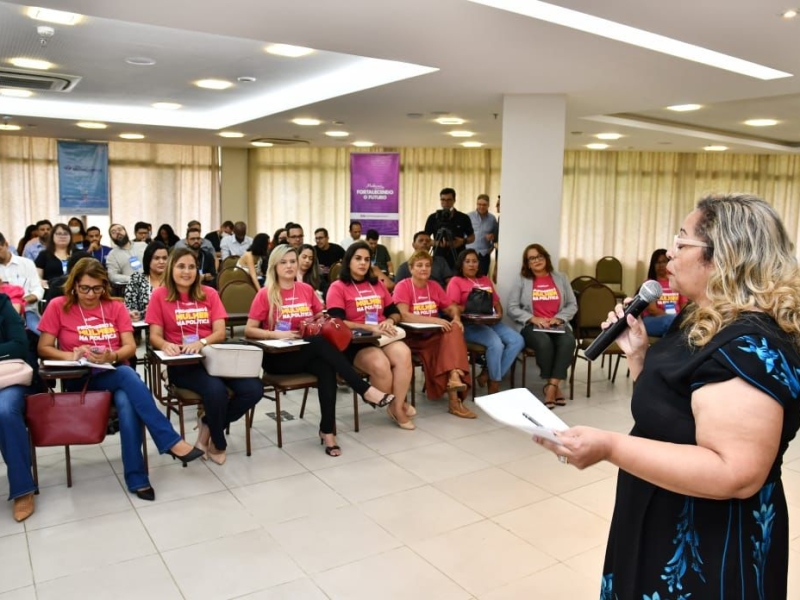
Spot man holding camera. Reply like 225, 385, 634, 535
423, 188, 474, 269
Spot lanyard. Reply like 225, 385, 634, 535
77, 302, 113, 352
176, 299, 200, 340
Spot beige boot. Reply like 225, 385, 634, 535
448, 392, 477, 419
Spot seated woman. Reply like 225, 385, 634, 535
38, 258, 203, 502
393, 250, 474, 418
236, 233, 270, 289
0, 292, 37, 521
508, 244, 577, 408
447, 249, 525, 395
147, 248, 263, 465
326, 241, 414, 430
297, 243, 328, 298
35, 223, 74, 287
244, 245, 394, 456
68, 217, 87, 251
124, 241, 169, 321
156, 223, 180, 249
270, 227, 288, 250
642, 248, 688, 337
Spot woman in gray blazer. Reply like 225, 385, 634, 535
507, 244, 576, 408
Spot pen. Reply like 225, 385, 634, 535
522, 412, 543, 427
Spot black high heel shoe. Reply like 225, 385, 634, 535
135, 487, 155, 501
362, 393, 394, 409
319, 431, 341, 457
166, 446, 205, 467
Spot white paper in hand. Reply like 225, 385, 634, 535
475, 388, 568, 445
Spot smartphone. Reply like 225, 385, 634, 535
352, 329, 372, 337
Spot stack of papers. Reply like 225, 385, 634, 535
250, 339, 309, 348
153, 351, 201, 361
43, 359, 115, 370
475, 388, 568, 445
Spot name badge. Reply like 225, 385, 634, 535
61, 259, 69, 274
664, 302, 677, 315
276, 320, 292, 331
129, 255, 143, 271
365, 310, 379, 325
182, 333, 199, 344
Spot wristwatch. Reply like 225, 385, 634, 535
200, 338, 208, 347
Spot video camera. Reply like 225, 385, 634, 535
432, 209, 454, 244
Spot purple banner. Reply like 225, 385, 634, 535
350, 153, 400, 236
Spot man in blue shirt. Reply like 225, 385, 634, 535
466, 194, 497, 276
84, 226, 111, 266
22, 220, 51, 262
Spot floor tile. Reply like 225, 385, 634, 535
450, 426, 547, 465
0, 587, 35, 600
281, 431, 379, 471
562, 544, 606, 583
561, 477, 618, 521
500, 452, 616, 495
0, 534, 32, 593
414, 412, 501, 441
314, 456, 424, 503
128, 460, 226, 506
387, 442, 491, 483
29, 446, 116, 489
479, 562, 598, 599
237, 577, 330, 599
207, 445, 307, 489
342, 422, 441, 455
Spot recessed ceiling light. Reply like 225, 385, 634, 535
703, 145, 728, 151
448, 130, 475, 137
292, 118, 322, 126
0, 124, 21, 131
585, 143, 610, 149
251, 141, 274, 147
76, 121, 107, 129
352, 141, 375, 147
436, 117, 466, 125
195, 79, 233, 90
26, 7, 82, 25
325, 130, 350, 137
743, 118, 778, 127
781, 8, 798, 18
119, 133, 145, 140
237, 76, 256, 83
218, 131, 244, 138
0, 89, 33, 98
666, 104, 703, 112
152, 102, 182, 110
466, 0, 791, 80
265, 44, 315, 58
9, 57, 53, 70
125, 57, 156, 66
461, 141, 484, 148
596, 132, 622, 140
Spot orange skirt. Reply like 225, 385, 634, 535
406, 327, 471, 400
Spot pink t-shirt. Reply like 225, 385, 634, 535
446, 275, 499, 308
643, 277, 687, 317
146, 285, 227, 344
327, 279, 393, 324
248, 283, 323, 331
531, 275, 560, 320
393, 278, 450, 316
39, 296, 132, 353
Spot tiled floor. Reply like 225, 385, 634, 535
2, 360, 799, 599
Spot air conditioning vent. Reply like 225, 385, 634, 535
251, 137, 310, 146
0, 68, 81, 92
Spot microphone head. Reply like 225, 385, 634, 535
640, 280, 663, 303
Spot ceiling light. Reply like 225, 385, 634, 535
119, 133, 145, 140
325, 130, 350, 137
585, 143, 610, 149
251, 141, 274, 147
292, 118, 322, 126
218, 131, 244, 138
436, 117, 466, 125
0, 89, 33, 98
265, 44, 315, 58
195, 79, 233, 90
352, 141, 375, 147
461, 141, 484, 148
743, 118, 778, 127
26, 7, 82, 25
468, 0, 791, 79
76, 121, 107, 129
125, 57, 156, 66
666, 104, 703, 112
152, 102, 182, 110
596, 132, 622, 140
0, 123, 21, 131
781, 8, 798, 18
703, 145, 728, 151
9, 57, 53, 70
448, 130, 475, 137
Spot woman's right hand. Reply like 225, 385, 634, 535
129, 310, 141, 321
529, 317, 550, 328
271, 330, 300, 340
603, 302, 649, 358
161, 342, 182, 356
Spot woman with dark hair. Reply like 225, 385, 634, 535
124, 241, 169, 321
17, 224, 37, 257
35, 223, 74, 285
156, 224, 180, 249
447, 248, 524, 395
326, 241, 414, 429
38, 257, 203, 501
147, 248, 263, 465
507, 243, 577, 408
270, 228, 288, 250
297, 243, 326, 296
236, 232, 270, 289
68, 217, 87, 250
641, 248, 688, 337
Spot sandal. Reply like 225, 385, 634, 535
362, 393, 394, 409
319, 431, 342, 457
554, 394, 567, 407
542, 383, 557, 410
476, 368, 489, 388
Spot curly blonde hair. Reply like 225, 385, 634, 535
682, 193, 800, 349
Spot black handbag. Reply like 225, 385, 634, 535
464, 288, 493, 315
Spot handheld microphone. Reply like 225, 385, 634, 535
583, 280, 663, 361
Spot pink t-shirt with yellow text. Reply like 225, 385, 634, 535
146, 286, 227, 344
326, 279, 393, 324
393, 278, 451, 316
531, 275, 560, 320
446, 275, 499, 308
39, 296, 132, 352
248, 283, 323, 331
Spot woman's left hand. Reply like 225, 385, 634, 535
181, 341, 205, 355
452, 319, 464, 332
378, 319, 397, 335
533, 425, 613, 469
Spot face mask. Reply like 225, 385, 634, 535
69, 226, 81, 234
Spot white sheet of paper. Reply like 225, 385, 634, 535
153, 350, 201, 361
475, 387, 568, 445
252, 339, 310, 348
131, 320, 148, 328
400, 322, 442, 330
42, 359, 116, 370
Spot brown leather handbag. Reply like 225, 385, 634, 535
299, 311, 352, 351
25, 380, 112, 446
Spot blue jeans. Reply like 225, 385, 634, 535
464, 322, 525, 382
643, 314, 676, 337
67, 366, 181, 492
0, 385, 36, 500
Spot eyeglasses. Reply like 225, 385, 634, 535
314, 236, 326, 241
77, 285, 104, 295
527, 255, 545, 262
53, 231, 70, 237
288, 234, 304, 240
673, 235, 710, 252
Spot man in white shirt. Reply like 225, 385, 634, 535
105, 224, 147, 285
220, 221, 252, 260
466, 194, 498, 276
340, 220, 362, 249
0, 232, 45, 333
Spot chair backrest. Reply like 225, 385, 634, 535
571, 275, 601, 295
221, 255, 240, 270
329, 261, 342, 283
575, 283, 617, 340
595, 256, 622, 288
218, 279, 258, 315
217, 266, 252, 290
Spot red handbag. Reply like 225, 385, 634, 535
299, 311, 352, 351
25, 381, 112, 446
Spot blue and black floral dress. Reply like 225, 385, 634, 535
601, 312, 800, 600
